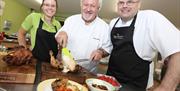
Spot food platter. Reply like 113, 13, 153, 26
37, 78, 88, 91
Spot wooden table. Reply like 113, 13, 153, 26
0, 41, 152, 91
0, 40, 96, 91
0, 60, 146, 91
0, 60, 96, 91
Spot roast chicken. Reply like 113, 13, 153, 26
51, 78, 80, 91
2, 46, 33, 66
50, 47, 82, 73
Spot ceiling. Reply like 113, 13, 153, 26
16, 0, 180, 28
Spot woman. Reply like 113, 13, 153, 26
18, 0, 61, 62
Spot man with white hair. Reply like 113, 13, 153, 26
55, 0, 112, 73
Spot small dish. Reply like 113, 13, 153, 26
97, 74, 121, 90
86, 78, 115, 91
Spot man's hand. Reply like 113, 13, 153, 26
55, 31, 68, 47
90, 48, 109, 61
90, 49, 103, 62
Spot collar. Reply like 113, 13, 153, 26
40, 14, 57, 26
80, 14, 98, 26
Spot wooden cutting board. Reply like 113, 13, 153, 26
41, 63, 96, 84
0, 55, 36, 84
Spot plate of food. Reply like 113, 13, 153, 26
37, 78, 88, 91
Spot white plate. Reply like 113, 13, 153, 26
37, 78, 88, 91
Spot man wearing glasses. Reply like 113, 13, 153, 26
107, 0, 180, 90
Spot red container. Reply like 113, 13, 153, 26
0, 32, 5, 40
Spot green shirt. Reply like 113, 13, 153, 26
21, 13, 61, 49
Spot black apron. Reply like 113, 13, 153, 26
32, 19, 58, 62
107, 15, 151, 89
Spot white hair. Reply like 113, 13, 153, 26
81, 0, 103, 10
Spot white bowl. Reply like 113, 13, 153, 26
86, 78, 115, 91
97, 74, 121, 90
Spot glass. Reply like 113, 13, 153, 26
118, 0, 139, 6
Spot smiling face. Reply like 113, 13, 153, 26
41, 0, 57, 19
81, 0, 100, 24
117, 0, 141, 22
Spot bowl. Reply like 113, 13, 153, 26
86, 78, 116, 91
97, 74, 121, 90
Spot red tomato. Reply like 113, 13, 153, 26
98, 75, 120, 87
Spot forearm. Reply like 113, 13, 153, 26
158, 52, 180, 91
18, 36, 27, 48
18, 28, 27, 48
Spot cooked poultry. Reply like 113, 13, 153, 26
2, 46, 33, 66
51, 78, 80, 91
50, 47, 82, 73
51, 78, 68, 91
50, 50, 63, 69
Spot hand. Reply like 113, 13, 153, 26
55, 31, 68, 47
90, 49, 103, 62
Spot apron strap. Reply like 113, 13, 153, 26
39, 18, 58, 33
38, 19, 43, 29
130, 14, 137, 27
113, 14, 137, 30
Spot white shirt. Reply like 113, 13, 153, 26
109, 10, 180, 61
56, 14, 112, 73
109, 10, 180, 88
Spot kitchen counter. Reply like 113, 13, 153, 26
0, 41, 163, 91
0, 61, 96, 91
0, 40, 96, 91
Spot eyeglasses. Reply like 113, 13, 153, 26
43, 3, 56, 8
118, 0, 139, 6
